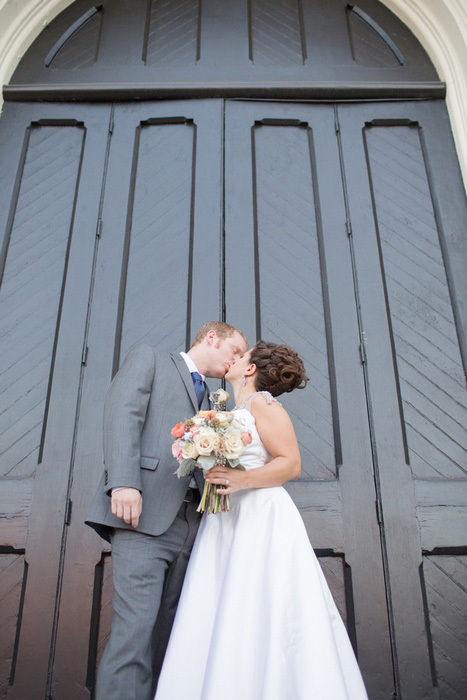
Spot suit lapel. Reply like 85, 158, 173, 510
171, 353, 198, 413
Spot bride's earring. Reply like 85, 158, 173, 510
241, 374, 246, 386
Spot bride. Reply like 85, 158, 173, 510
154, 340, 368, 700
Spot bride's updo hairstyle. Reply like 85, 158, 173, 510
249, 340, 309, 397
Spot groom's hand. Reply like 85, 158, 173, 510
111, 488, 142, 528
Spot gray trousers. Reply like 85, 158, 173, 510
95, 500, 201, 700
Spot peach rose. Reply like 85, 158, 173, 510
171, 422, 185, 439
197, 410, 216, 420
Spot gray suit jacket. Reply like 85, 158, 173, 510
85, 344, 208, 542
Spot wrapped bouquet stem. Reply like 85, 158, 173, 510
197, 453, 246, 514
171, 389, 251, 514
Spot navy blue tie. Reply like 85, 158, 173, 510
191, 372, 205, 408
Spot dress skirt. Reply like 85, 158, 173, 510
155, 485, 368, 700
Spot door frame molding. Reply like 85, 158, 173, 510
1, 0, 465, 188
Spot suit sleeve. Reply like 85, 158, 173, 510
102, 343, 156, 494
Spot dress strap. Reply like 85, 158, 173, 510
235, 391, 281, 410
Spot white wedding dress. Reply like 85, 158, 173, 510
155, 399, 368, 700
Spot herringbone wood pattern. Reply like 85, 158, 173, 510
145, 0, 200, 66
0, 126, 84, 479
365, 125, 467, 479
249, 0, 305, 65
119, 123, 195, 358
423, 555, 467, 699
253, 124, 336, 479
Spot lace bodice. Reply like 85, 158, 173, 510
234, 390, 281, 411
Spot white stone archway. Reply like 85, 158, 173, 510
0, 0, 466, 188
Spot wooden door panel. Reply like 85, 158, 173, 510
250, 122, 336, 479
319, 555, 348, 626
422, 553, 467, 700
118, 119, 199, 360
94, 554, 113, 677
338, 101, 467, 700
0, 103, 112, 700
0, 553, 23, 699
362, 123, 466, 479
0, 122, 85, 479
51, 100, 224, 698
224, 100, 394, 699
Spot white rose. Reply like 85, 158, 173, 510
181, 440, 199, 460
193, 427, 220, 456
210, 388, 230, 406
216, 412, 233, 429
223, 428, 245, 460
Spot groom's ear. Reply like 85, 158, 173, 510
206, 330, 217, 345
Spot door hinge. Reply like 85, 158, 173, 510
96, 218, 103, 238
65, 499, 73, 526
346, 217, 352, 236
82, 344, 89, 366
334, 109, 340, 134
109, 115, 114, 134
375, 499, 383, 524
359, 343, 367, 365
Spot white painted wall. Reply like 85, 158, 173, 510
381, 0, 467, 189
0, 0, 466, 187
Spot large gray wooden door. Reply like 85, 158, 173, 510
223, 99, 467, 700
0, 99, 224, 700
338, 101, 467, 700
49, 99, 224, 700
0, 101, 112, 699
224, 101, 394, 698
1, 98, 466, 700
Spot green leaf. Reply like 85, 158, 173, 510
176, 458, 197, 478
233, 462, 246, 471
197, 454, 216, 470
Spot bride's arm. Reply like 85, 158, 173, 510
205, 396, 301, 493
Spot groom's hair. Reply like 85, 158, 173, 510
192, 322, 247, 347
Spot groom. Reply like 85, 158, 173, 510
86, 322, 248, 700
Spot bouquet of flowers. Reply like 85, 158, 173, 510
171, 389, 252, 514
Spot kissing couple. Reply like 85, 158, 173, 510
86, 321, 368, 700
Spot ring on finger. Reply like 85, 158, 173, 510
225, 478, 229, 486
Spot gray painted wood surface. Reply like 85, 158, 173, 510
0, 69, 465, 700
2, 97, 465, 699
5, 0, 442, 101
338, 100, 467, 700
224, 100, 395, 697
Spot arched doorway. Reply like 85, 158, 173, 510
0, 2, 466, 699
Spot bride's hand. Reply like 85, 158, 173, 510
204, 465, 249, 495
